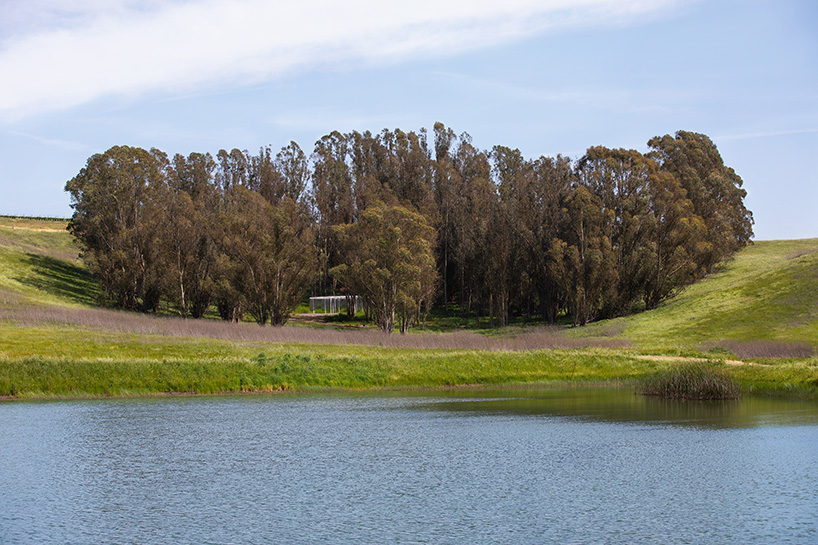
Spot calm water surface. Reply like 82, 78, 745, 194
1, 388, 817, 544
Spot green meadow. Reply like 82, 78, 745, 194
1, 216, 816, 399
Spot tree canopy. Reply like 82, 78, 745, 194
66, 128, 752, 332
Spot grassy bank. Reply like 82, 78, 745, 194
3, 339, 815, 399
0, 216, 816, 400
1, 343, 645, 399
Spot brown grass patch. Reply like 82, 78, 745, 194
787, 248, 818, 260
0, 288, 23, 305
716, 340, 815, 359
0, 305, 629, 350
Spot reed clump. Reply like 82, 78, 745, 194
640, 362, 741, 400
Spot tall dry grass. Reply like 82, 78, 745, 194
711, 340, 815, 359
0, 305, 627, 350
0, 288, 22, 305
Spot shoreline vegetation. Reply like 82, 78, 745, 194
1, 216, 817, 401
2, 349, 817, 401
639, 362, 742, 400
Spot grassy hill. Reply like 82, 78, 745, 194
1, 216, 816, 399
0, 216, 98, 307
575, 238, 818, 357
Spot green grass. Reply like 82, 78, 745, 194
0, 215, 816, 400
0, 217, 99, 307
0, 338, 649, 398
573, 239, 818, 354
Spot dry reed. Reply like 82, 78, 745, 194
640, 362, 741, 400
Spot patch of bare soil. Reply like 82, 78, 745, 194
0, 224, 66, 233
635, 355, 764, 366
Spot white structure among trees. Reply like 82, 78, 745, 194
309, 295, 362, 314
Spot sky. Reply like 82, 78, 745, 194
0, 0, 815, 240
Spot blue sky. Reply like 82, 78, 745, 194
1, 0, 815, 240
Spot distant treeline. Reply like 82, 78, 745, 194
65, 126, 752, 331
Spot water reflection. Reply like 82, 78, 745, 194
409, 388, 818, 429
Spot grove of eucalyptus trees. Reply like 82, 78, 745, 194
66, 126, 752, 331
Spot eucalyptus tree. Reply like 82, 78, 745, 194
331, 203, 437, 333
432, 122, 460, 308
516, 155, 574, 322
380, 128, 435, 214
65, 145, 168, 312
215, 148, 249, 191
641, 170, 707, 309
275, 141, 310, 203
577, 147, 654, 315
312, 131, 355, 297
550, 185, 617, 326
348, 130, 387, 216
449, 133, 494, 317
431, 127, 495, 317
489, 145, 530, 327
218, 188, 316, 325
169, 151, 216, 201
647, 131, 753, 271
63, 126, 754, 329
160, 153, 219, 318
247, 146, 280, 203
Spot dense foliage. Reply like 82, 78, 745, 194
65, 127, 752, 331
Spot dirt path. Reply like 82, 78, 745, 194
0, 224, 66, 233
635, 355, 764, 367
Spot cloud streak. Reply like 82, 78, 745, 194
716, 127, 818, 141
4, 129, 91, 152
0, 0, 686, 121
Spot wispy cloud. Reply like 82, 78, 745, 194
716, 128, 818, 141
0, 0, 688, 121
5, 129, 91, 152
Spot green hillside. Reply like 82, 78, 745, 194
634, 240, 817, 347
1, 216, 816, 399
0, 216, 98, 307
576, 238, 818, 357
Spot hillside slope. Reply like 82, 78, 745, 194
0, 217, 98, 308
580, 238, 818, 355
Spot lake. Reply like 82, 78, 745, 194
1, 388, 817, 544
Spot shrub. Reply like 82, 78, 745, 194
640, 362, 741, 400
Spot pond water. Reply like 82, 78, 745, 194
1, 388, 817, 544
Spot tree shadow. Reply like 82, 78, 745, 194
16, 253, 99, 306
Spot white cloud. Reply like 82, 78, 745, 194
0, 0, 688, 121
716, 128, 818, 141
4, 129, 91, 152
